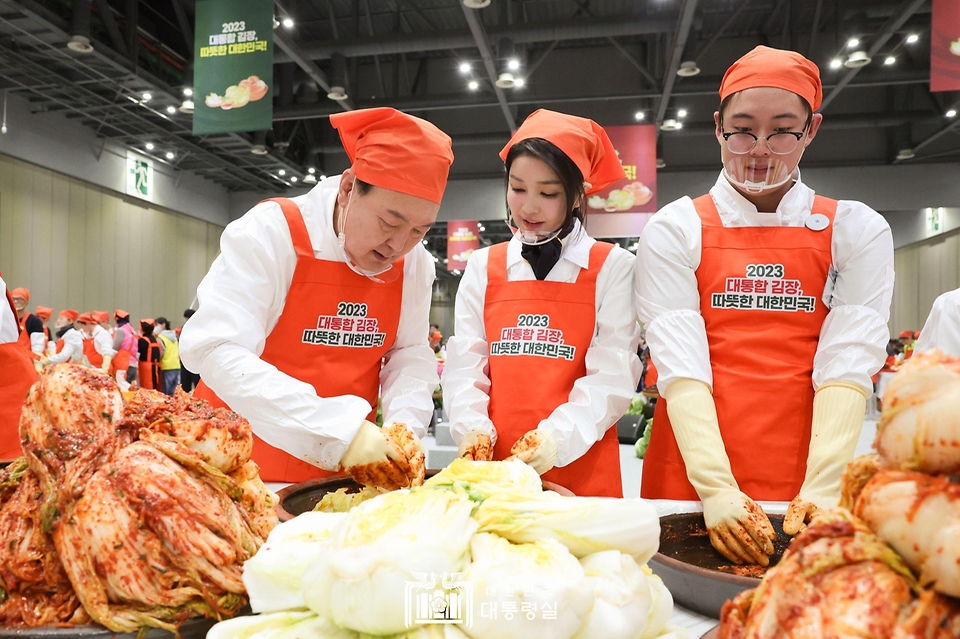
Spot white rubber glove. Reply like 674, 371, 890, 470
665, 378, 776, 565
784, 382, 866, 535
340, 421, 421, 490
458, 429, 494, 461
507, 428, 558, 475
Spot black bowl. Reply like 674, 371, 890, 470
649, 512, 792, 619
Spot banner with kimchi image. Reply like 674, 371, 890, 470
585, 124, 657, 214
931, 0, 960, 92
447, 221, 479, 272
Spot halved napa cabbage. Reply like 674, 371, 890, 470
472, 492, 660, 564
463, 533, 591, 639
424, 458, 542, 501
302, 488, 478, 635
571, 550, 673, 639
243, 512, 347, 613
207, 610, 358, 639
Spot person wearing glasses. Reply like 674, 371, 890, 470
180, 108, 454, 487
635, 46, 893, 565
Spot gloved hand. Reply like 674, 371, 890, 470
382, 422, 426, 487
34, 357, 45, 374
458, 429, 494, 462
506, 428, 558, 475
784, 382, 867, 535
340, 421, 422, 490
101, 354, 113, 373
665, 378, 776, 565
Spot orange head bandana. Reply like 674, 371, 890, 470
77, 312, 97, 325
114, 309, 130, 320
499, 109, 626, 195
720, 45, 822, 111
330, 107, 454, 205
59, 309, 79, 322
10, 287, 29, 302
93, 311, 109, 324
35, 306, 53, 320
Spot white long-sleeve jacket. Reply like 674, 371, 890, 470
635, 173, 894, 396
46, 328, 85, 365
915, 288, 960, 357
179, 175, 439, 471
0, 277, 17, 344
91, 325, 116, 360
442, 221, 642, 467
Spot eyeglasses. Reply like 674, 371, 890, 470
721, 129, 806, 155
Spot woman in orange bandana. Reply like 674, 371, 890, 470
636, 46, 894, 565
442, 109, 642, 497
181, 107, 454, 486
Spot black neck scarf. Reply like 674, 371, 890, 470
520, 219, 576, 280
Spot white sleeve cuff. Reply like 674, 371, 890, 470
646, 309, 713, 394
813, 304, 888, 393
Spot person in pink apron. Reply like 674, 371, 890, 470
442, 109, 642, 497
636, 46, 894, 565
180, 108, 454, 486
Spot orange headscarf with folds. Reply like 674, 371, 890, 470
499, 109, 625, 194
58, 309, 79, 322
720, 45, 823, 111
330, 107, 454, 205
10, 287, 29, 302
35, 306, 53, 320
77, 312, 98, 325
93, 311, 109, 324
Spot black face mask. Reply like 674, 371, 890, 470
519, 216, 577, 280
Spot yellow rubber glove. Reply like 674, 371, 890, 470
458, 429, 495, 461
101, 354, 113, 373
783, 382, 867, 535
507, 428, 558, 475
34, 358, 45, 374
665, 378, 776, 565
340, 421, 414, 490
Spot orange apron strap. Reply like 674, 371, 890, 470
264, 197, 313, 259
486, 243, 509, 285
692, 194, 723, 227
811, 194, 839, 221
577, 241, 615, 285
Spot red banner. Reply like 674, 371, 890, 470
447, 221, 479, 271
585, 124, 657, 214
931, 0, 960, 92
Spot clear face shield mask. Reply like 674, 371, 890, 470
720, 126, 807, 194
504, 181, 589, 246
336, 187, 401, 284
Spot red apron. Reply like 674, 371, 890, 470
83, 337, 103, 368
642, 194, 836, 501
485, 241, 622, 498
138, 338, 162, 390
16, 313, 39, 361
194, 198, 404, 483
1, 281, 38, 460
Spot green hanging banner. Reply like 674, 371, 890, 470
193, 0, 273, 135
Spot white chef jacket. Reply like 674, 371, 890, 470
0, 277, 18, 344
29, 328, 46, 356
442, 220, 642, 467
179, 175, 439, 471
91, 325, 117, 359
636, 172, 894, 396
46, 327, 85, 365
915, 288, 960, 357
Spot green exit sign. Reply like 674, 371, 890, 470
126, 153, 153, 201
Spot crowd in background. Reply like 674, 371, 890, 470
9, 286, 199, 395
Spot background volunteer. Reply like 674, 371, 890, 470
443, 109, 641, 498
636, 46, 894, 565
0, 275, 38, 460
180, 107, 452, 485
11, 287, 45, 358
915, 288, 960, 357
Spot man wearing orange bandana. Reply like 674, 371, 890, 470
0, 275, 38, 459
181, 108, 453, 487
636, 46, 894, 564
10, 287, 46, 359
46, 309, 85, 366
443, 109, 641, 497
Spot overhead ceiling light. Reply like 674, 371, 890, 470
829, 58, 842, 69
844, 50, 872, 68
308, 167, 316, 174
884, 56, 896, 66
660, 118, 681, 131
319, 174, 326, 180
656, 158, 666, 169
166, 105, 177, 114
250, 144, 268, 155
183, 87, 193, 97
141, 92, 152, 102
178, 99, 194, 113
422, 239, 428, 245
66, 34, 94, 54
462, 0, 492, 8
676, 60, 700, 77
165, 151, 175, 160
947, 109, 958, 118
278, 169, 286, 176
513, 77, 525, 88
327, 86, 349, 100
847, 37, 860, 49
478, 224, 485, 231
328, 53, 348, 101
634, 111, 645, 121
303, 174, 317, 184
896, 148, 915, 160
906, 34, 919, 44
495, 72, 516, 88
145, 143, 155, 150
272, 17, 280, 29
468, 80, 479, 91
282, 17, 294, 29
507, 58, 520, 71
677, 109, 688, 118
290, 176, 298, 182
458, 61, 471, 74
